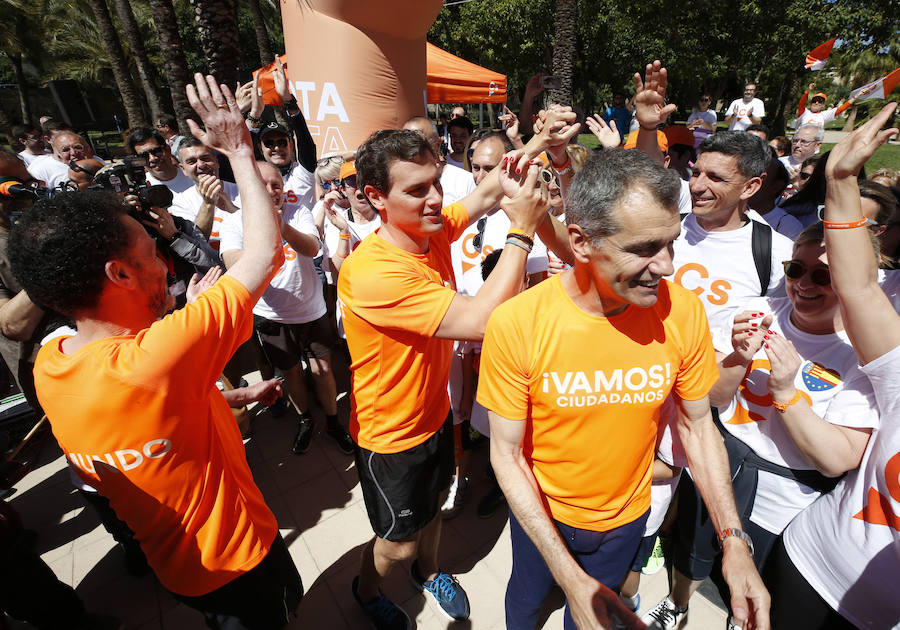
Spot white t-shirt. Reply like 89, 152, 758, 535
146, 168, 194, 195
670, 213, 793, 334
686, 110, 717, 145
324, 213, 381, 337
445, 154, 466, 170
18, 150, 49, 167
726, 98, 765, 131
797, 107, 836, 128
27, 154, 68, 190
677, 179, 691, 215
441, 163, 476, 206
281, 162, 316, 222
218, 206, 325, 324
169, 181, 239, 249
713, 297, 880, 533
784, 343, 900, 629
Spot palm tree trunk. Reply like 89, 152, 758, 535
9, 53, 32, 125
189, 0, 242, 89
110, 0, 167, 121
549, 0, 577, 106
842, 106, 858, 132
245, 0, 273, 65
85, 0, 146, 128
147, 0, 194, 135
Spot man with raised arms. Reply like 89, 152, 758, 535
9, 75, 303, 628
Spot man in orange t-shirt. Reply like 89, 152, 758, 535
338, 112, 578, 628
9, 75, 302, 629
478, 148, 770, 630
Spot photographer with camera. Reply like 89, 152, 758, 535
91, 157, 223, 309
127, 128, 193, 195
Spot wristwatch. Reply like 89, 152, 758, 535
718, 527, 754, 555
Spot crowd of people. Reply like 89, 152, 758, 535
0, 54, 898, 630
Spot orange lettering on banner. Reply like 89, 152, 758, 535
725, 359, 812, 425
708, 280, 732, 305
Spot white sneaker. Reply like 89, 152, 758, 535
440, 476, 468, 519
641, 597, 687, 630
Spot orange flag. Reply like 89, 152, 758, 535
806, 38, 836, 70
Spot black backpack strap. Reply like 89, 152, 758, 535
751, 219, 772, 296
680, 212, 688, 222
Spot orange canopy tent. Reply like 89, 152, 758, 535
425, 43, 507, 104
254, 44, 506, 107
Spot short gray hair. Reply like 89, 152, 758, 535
566, 148, 681, 242
796, 123, 825, 143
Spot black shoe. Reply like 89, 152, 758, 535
326, 425, 355, 455
476, 484, 506, 519
291, 418, 314, 454
352, 575, 411, 630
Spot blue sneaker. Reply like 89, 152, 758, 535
351, 575, 411, 630
409, 561, 470, 621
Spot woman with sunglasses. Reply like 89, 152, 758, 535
686, 94, 717, 148
700, 222, 878, 617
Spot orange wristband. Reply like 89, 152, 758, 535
338, 232, 351, 240
550, 155, 571, 172
773, 390, 803, 412
823, 218, 868, 229
508, 227, 535, 240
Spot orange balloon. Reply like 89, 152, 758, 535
277, 0, 444, 156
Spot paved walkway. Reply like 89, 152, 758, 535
4, 372, 728, 629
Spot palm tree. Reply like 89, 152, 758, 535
189, 0, 242, 89
146, 0, 194, 134
111, 0, 168, 121
244, 0, 273, 64
0, 0, 44, 123
549, 0, 577, 106
85, 0, 146, 127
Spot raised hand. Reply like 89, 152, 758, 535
498, 156, 549, 233
525, 72, 546, 96
235, 81, 253, 114
585, 114, 621, 149
500, 106, 520, 141
185, 73, 250, 157
185, 266, 223, 304
249, 71, 263, 120
324, 191, 349, 231
825, 102, 898, 180
633, 60, 676, 130
272, 55, 291, 104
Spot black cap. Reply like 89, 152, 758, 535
259, 122, 291, 141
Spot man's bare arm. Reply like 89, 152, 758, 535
0, 291, 44, 341
676, 395, 770, 629
185, 74, 283, 300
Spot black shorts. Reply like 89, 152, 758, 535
355, 411, 454, 541
171, 533, 303, 629
254, 314, 336, 369
629, 533, 658, 573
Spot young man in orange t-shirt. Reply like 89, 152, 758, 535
9, 76, 303, 628
338, 112, 578, 629
477, 148, 770, 630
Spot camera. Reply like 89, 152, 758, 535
0, 178, 50, 201
91, 157, 173, 212
542, 75, 561, 90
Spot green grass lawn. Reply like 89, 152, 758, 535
577, 135, 900, 172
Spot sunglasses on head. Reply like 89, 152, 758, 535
317, 155, 343, 168
783, 260, 830, 286
68, 160, 91, 174
138, 145, 166, 160
262, 137, 289, 149
321, 179, 341, 192
472, 216, 487, 250
341, 175, 357, 189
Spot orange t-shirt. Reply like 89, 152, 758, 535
477, 276, 717, 531
338, 202, 469, 453
33, 276, 278, 597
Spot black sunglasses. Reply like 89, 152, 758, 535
138, 146, 166, 160
799, 171, 812, 181
783, 260, 830, 286
472, 216, 487, 250
540, 168, 559, 187
341, 175, 358, 189
262, 137, 289, 149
